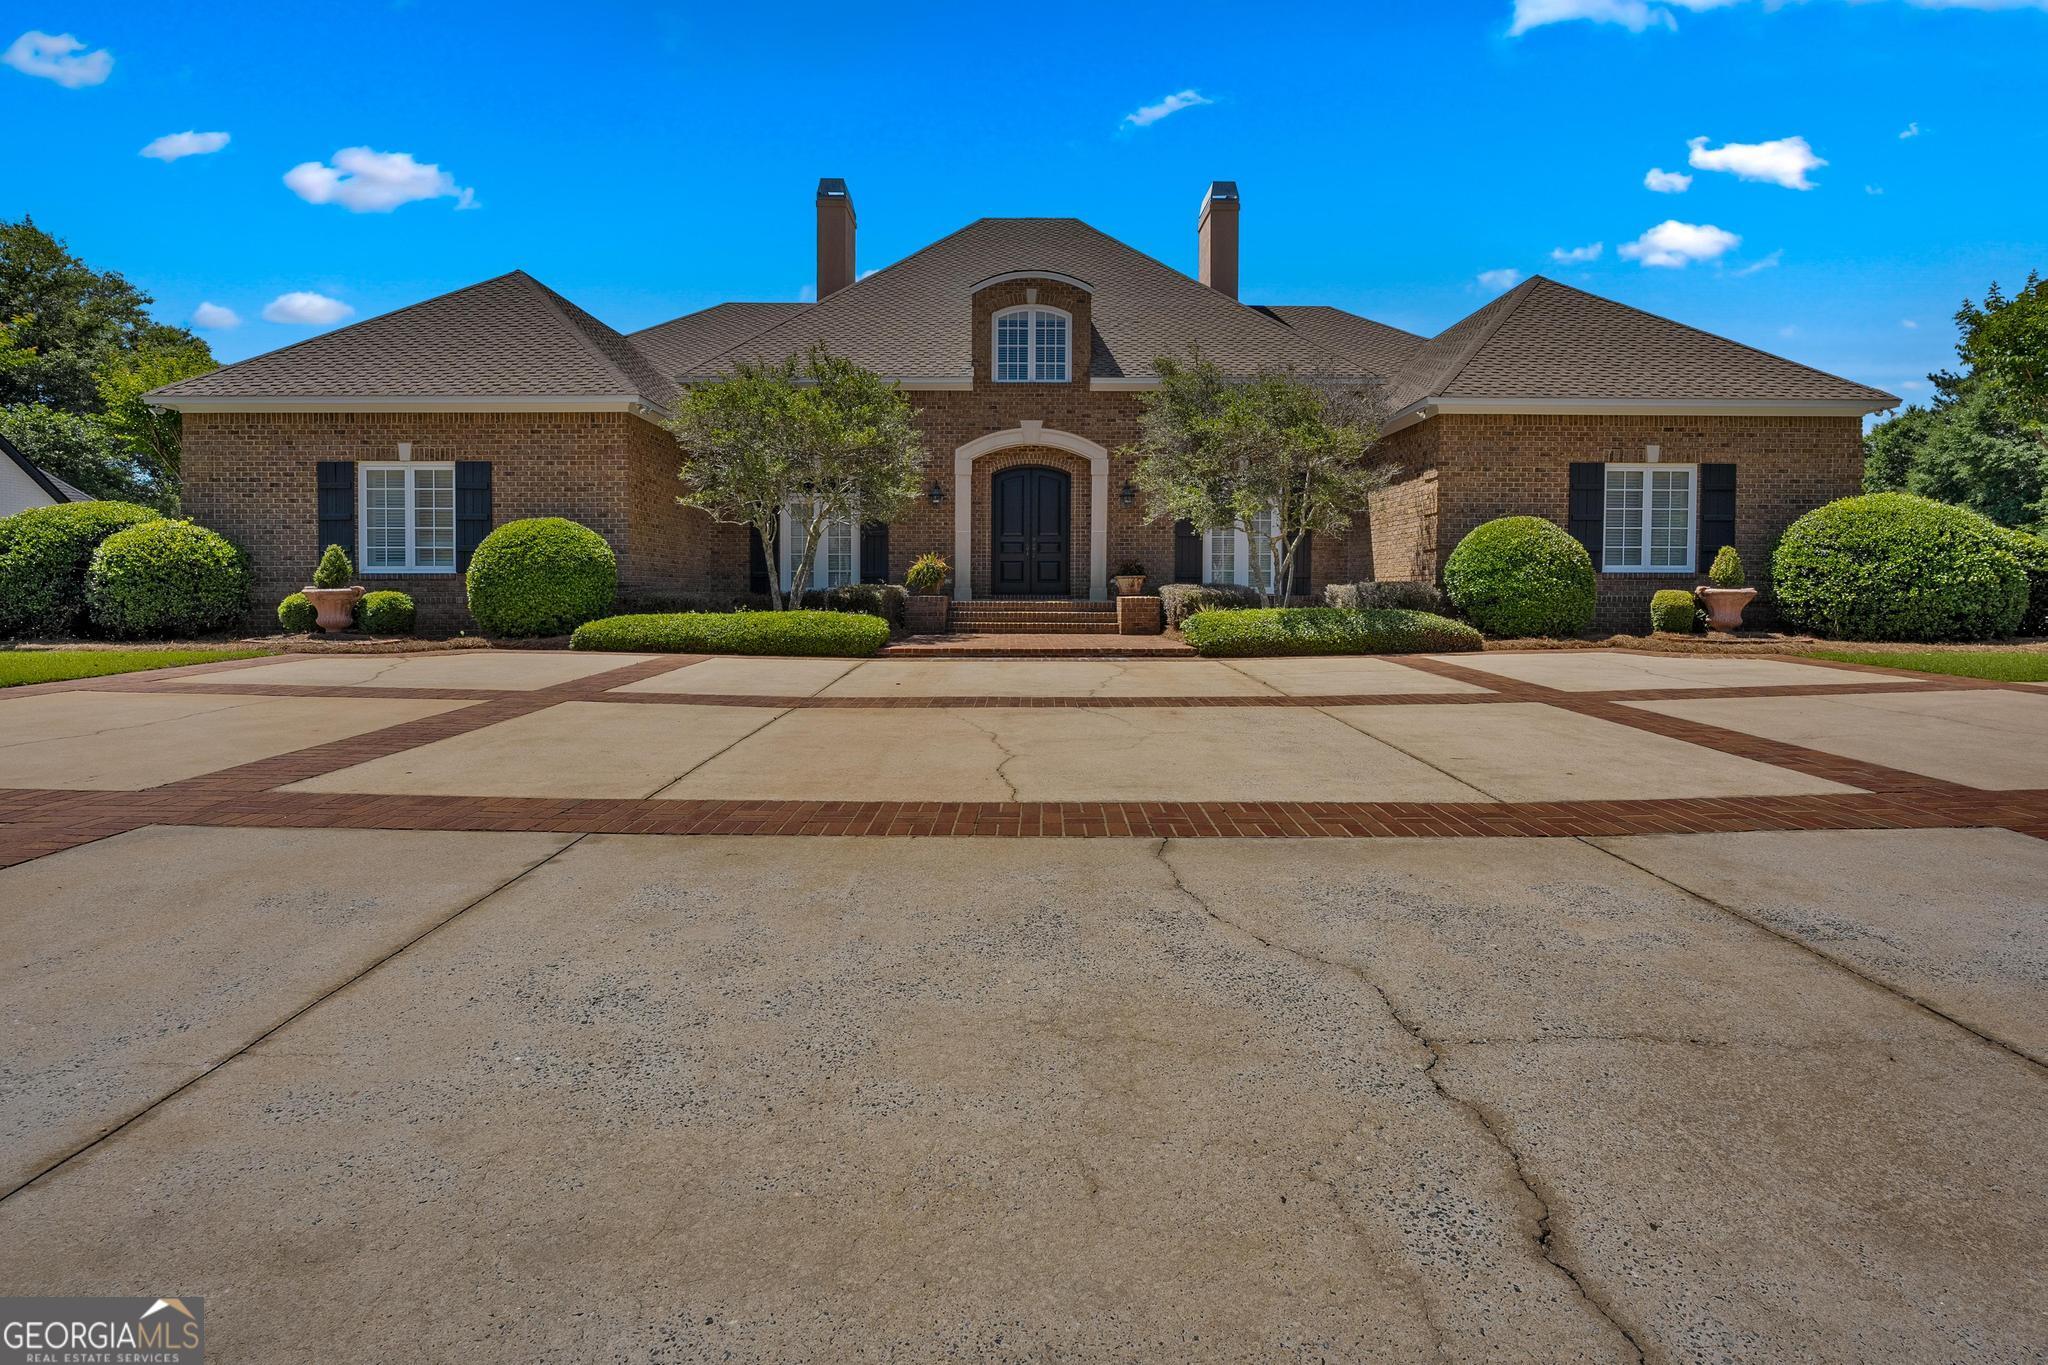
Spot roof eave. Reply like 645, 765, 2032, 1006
1385, 393, 1897, 434
147, 394, 671, 419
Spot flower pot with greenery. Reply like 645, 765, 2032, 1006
1696, 545, 1756, 631
302, 544, 365, 632
1113, 559, 1148, 597
903, 552, 951, 633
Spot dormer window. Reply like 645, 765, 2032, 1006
993, 306, 1069, 383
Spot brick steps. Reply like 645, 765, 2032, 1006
950, 599, 1121, 635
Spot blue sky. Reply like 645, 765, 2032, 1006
8, 0, 2045, 408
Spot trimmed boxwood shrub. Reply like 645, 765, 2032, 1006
465, 517, 617, 637
1771, 493, 2028, 641
0, 501, 163, 637
1157, 582, 1260, 628
1180, 606, 1483, 657
571, 609, 890, 657
1323, 580, 1445, 613
357, 590, 417, 635
277, 592, 318, 633
1650, 589, 1699, 634
1986, 524, 2048, 636
85, 520, 250, 638
313, 543, 354, 588
1442, 516, 1597, 638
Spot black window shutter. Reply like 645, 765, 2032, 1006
747, 526, 770, 595
1697, 463, 1736, 574
316, 461, 355, 560
1288, 530, 1313, 599
1172, 519, 1203, 583
455, 462, 492, 571
860, 521, 889, 584
1567, 462, 1605, 571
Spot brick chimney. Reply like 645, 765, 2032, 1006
816, 178, 856, 299
1197, 181, 1240, 299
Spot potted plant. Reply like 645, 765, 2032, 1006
1113, 559, 1148, 596
903, 551, 951, 633
1696, 545, 1756, 631
302, 543, 366, 633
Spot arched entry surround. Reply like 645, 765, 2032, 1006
953, 421, 1109, 601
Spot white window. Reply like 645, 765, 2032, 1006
781, 502, 859, 591
1602, 463, 1696, 573
992, 306, 1069, 382
359, 463, 456, 573
1204, 507, 1284, 591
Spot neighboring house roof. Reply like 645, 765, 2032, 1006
1255, 305, 1426, 380
149, 271, 678, 412
631, 302, 811, 375
688, 218, 1355, 383
0, 432, 85, 512
1384, 275, 1897, 413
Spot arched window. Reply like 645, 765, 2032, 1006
992, 306, 1069, 383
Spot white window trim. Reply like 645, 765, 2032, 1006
990, 305, 1071, 384
1202, 507, 1285, 592
1601, 462, 1697, 574
779, 505, 861, 592
358, 461, 458, 575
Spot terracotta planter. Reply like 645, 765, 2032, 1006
1113, 574, 1146, 597
1696, 585, 1757, 632
905, 593, 950, 634
302, 585, 365, 633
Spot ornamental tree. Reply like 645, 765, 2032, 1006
1129, 353, 1394, 606
667, 345, 925, 609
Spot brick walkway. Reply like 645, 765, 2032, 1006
3, 647, 2045, 866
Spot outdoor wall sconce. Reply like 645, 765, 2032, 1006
1119, 481, 1137, 507
928, 481, 945, 505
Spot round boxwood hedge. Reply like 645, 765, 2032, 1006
1985, 523, 2048, 636
1649, 589, 1699, 634
1771, 493, 2028, 641
0, 501, 163, 637
571, 610, 889, 656
1442, 516, 1596, 638
1180, 606, 1483, 656
85, 520, 250, 638
465, 517, 617, 637
357, 590, 417, 636
277, 592, 318, 633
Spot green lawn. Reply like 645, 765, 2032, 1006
1806, 649, 2048, 682
0, 648, 272, 688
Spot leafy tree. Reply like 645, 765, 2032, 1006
1129, 353, 1393, 606
667, 345, 926, 609
1952, 272, 2048, 418
0, 404, 160, 505
95, 340, 216, 491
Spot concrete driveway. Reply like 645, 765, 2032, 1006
1, 648, 2044, 1362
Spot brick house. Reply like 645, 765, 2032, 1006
155, 179, 1895, 630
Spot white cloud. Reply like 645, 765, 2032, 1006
1902, 379, 1925, 390
3, 30, 113, 87
1901, 318, 1919, 329
1618, 220, 1741, 267
797, 284, 816, 303
1511, 0, 2048, 34
1687, 135, 1825, 189
262, 291, 353, 325
284, 147, 474, 212
1732, 249, 1783, 276
1550, 242, 1604, 263
141, 130, 230, 162
1644, 167, 1693, 193
1899, 121, 1922, 139
1477, 268, 1523, 293
191, 302, 241, 329
1865, 184, 1885, 195
1122, 88, 1213, 129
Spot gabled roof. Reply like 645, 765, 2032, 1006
1, 432, 85, 504
686, 218, 1356, 383
1385, 275, 1897, 413
150, 271, 678, 412
1255, 305, 1425, 379
630, 302, 810, 375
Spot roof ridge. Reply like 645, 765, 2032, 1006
511, 272, 652, 400
1423, 276, 1543, 401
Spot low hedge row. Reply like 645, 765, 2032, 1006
570, 609, 891, 656
1157, 582, 1260, 628
1180, 606, 1483, 657
1323, 580, 1445, 613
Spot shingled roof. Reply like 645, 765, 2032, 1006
683, 218, 1354, 383
1383, 275, 1896, 413
151, 271, 678, 411
1255, 305, 1425, 379
630, 302, 810, 375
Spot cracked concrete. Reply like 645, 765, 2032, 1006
201, 649, 659, 690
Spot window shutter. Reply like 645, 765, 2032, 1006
859, 521, 889, 584
747, 526, 771, 595
1288, 531, 1313, 600
1697, 463, 1736, 575
1172, 519, 1203, 583
455, 462, 492, 571
316, 462, 355, 560
1567, 462, 1605, 571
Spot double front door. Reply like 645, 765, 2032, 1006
992, 465, 1070, 595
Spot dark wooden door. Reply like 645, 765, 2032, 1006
992, 466, 1071, 595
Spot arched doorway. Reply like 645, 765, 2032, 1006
991, 465, 1071, 595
